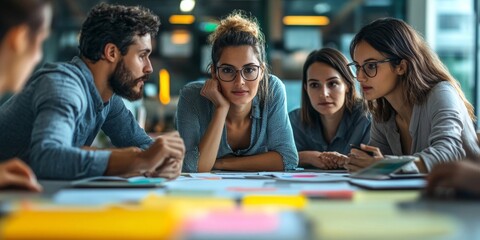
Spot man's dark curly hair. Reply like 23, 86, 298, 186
79, 3, 160, 63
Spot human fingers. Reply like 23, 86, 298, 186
158, 131, 180, 138
360, 144, 383, 158
201, 79, 215, 97
323, 152, 348, 167
324, 152, 348, 158
156, 134, 185, 154
426, 164, 453, 189
447, 161, 480, 195
322, 157, 335, 169
350, 148, 374, 158
151, 159, 181, 179
344, 162, 362, 172
3, 159, 37, 182
334, 155, 347, 168
0, 170, 42, 192
141, 139, 183, 171
153, 137, 185, 159
203, 79, 221, 98
345, 153, 378, 172
309, 156, 327, 169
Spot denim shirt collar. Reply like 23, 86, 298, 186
251, 96, 261, 119
0, 93, 13, 106
71, 56, 108, 111
316, 108, 353, 145
334, 109, 352, 140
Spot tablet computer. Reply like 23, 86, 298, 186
389, 173, 427, 179
349, 156, 418, 180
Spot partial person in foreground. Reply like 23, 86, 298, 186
345, 18, 480, 173
176, 11, 298, 172
427, 161, 480, 198
0, 3, 185, 180
0, 0, 53, 191
289, 48, 370, 170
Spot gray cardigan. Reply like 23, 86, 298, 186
370, 81, 480, 172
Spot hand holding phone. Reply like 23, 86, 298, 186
350, 156, 418, 180
350, 144, 374, 157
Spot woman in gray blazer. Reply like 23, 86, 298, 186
345, 17, 480, 173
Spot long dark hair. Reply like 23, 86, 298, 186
300, 48, 363, 126
350, 17, 474, 122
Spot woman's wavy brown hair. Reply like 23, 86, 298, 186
350, 17, 475, 122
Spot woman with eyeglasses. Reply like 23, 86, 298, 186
176, 11, 298, 172
0, 0, 51, 191
345, 17, 480, 173
288, 48, 371, 170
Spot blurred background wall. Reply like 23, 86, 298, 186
40, 0, 480, 138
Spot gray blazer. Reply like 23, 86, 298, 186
370, 81, 480, 172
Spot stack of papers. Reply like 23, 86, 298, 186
271, 172, 349, 182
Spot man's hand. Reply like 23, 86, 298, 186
106, 131, 185, 178
136, 131, 185, 178
144, 158, 183, 179
0, 158, 42, 192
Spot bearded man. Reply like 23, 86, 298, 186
0, 3, 185, 180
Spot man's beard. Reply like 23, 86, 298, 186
109, 60, 150, 101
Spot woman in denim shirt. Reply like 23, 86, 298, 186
289, 48, 371, 170
176, 11, 298, 172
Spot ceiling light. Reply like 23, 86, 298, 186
180, 0, 195, 12
283, 16, 330, 26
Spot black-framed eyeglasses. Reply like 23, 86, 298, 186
216, 65, 261, 82
347, 58, 398, 78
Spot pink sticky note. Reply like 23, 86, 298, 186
184, 209, 279, 234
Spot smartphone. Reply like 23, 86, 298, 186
349, 156, 418, 180
350, 144, 374, 156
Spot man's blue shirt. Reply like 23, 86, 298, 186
0, 57, 153, 179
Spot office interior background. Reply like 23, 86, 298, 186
42, 0, 479, 144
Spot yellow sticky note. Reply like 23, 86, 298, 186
305, 201, 457, 240
354, 190, 420, 203
1, 206, 180, 240
141, 194, 235, 214
242, 195, 307, 209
